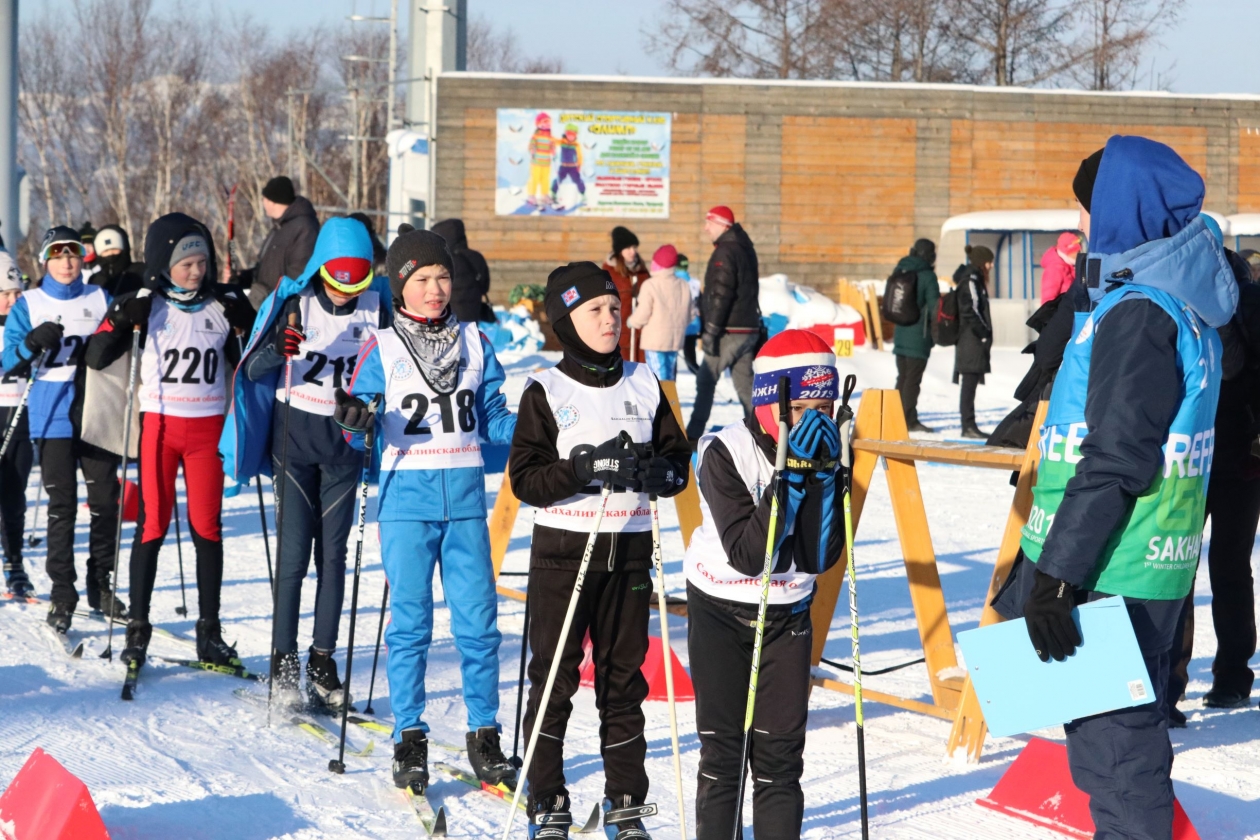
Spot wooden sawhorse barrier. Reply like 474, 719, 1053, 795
487, 379, 703, 617
807, 389, 1047, 761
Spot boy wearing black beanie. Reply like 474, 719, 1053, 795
507, 261, 692, 839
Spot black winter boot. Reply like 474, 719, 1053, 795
529, 794, 573, 840
196, 618, 239, 666
271, 651, 302, 709
3, 559, 34, 600
960, 422, 988, 440
392, 727, 429, 791
121, 620, 152, 666
467, 726, 517, 788
602, 796, 656, 840
46, 602, 73, 633
97, 584, 128, 620
306, 646, 348, 711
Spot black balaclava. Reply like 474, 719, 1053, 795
545, 261, 622, 370
1073, 148, 1105, 213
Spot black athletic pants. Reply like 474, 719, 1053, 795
272, 457, 360, 655
894, 355, 928, 426
1169, 472, 1260, 703
523, 565, 652, 815
39, 437, 119, 609
687, 584, 811, 840
959, 372, 981, 426
0, 409, 32, 565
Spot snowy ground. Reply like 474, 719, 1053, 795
2, 344, 1259, 839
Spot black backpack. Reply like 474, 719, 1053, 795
880, 268, 921, 326
932, 286, 961, 346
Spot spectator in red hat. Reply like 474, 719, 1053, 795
626, 244, 696, 381
688, 205, 761, 440
1039, 231, 1084, 304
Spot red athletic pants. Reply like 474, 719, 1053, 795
138, 413, 225, 543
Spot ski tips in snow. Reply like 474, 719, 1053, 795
121, 661, 140, 701
405, 782, 448, 837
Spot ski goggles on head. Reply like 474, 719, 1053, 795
319, 257, 373, 296
41, 241, 85, 262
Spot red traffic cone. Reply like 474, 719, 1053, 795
579, 633, 694, 701
0, 747, 111, 840
976, 737, 1198, 839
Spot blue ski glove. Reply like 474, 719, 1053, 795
786, 409, 839, 467
774, 409, 840, 570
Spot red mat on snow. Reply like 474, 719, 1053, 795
579, 633, 694, 701
0, 747, 111, 840
977, 737, 1198, 839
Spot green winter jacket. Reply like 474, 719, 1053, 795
891, 256, 939, 360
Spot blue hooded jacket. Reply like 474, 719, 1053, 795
1028, 135, 1237, 590
218, 217, 392, 493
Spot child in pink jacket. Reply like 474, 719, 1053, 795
1039, 231, 1083, 304
625, 245, 696, 381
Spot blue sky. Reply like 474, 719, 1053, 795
37, 0, 1260, 94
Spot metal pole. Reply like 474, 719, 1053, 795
387, 0, 398, 130
0, 0, 18, 240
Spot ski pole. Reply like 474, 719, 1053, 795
836, 374, 869, 839
0, 346, 47, 462
103, 324, 143, 662
649, 493, 687, 840
267, 309, 301, 721
173, 474, 188, 617
238, 331, 275, 596
27, 456, 44, 548
510, 590, 530, 768
364, 580, 389, 715
331, 398, 378, 775
731, 376, 791, 840
501, 436, 628, 840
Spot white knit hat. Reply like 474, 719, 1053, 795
0, 250, 21, 292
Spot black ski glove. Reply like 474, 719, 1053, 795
219, 288, 256, 334
637, 456, 681, 497
570, 437, 640, 490
111, 293, 152, 330
1023, 568, 1082, 662
24, 321, 63, 355
701, 331, 721, 359
333, 387, 374, 434
275, 322, 304, 358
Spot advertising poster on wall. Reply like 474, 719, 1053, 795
495, 108, 671, 218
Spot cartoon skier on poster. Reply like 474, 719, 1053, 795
551, 122, 586, 210
526, 112, 555, 206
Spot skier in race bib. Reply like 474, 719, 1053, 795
684, 329, 846, 840
0, 251, 34, 600
220, 216, 390, 710
85, 214, 256, 670
2, 227, 122, 630
334, 226, 518, 793
506, 261, 691, 839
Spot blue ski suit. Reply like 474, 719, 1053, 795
346, 320, 516, 738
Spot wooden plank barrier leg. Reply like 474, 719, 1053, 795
809, 388, 882, 668
659, 379, 703, 548
946, 400, 1049, 761
878, 390, 963, 710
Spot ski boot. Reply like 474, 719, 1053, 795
602, 796, 656, 840
196, 618, 240, 666
960, 422, 988, 440
46, 602, 73, 633
86, 561, 102, 612
530, 794, 574, 840
121, 619, 152, 667
306, 646, 349, 711
467, 726, 517, 788
271, 651, 302, 709
3, 559, 35, 601
392, 727, 430, 791
97, 584, 128, 620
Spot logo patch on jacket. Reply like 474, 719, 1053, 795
391, 357, 414, 380
554, 404, 580, 429
623, 401, 638, 416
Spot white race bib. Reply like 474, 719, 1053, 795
139, 297, 230, 417
23, 285, 108, 383
279, 288, 380, 416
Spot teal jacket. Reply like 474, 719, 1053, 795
891, 255, 938, 360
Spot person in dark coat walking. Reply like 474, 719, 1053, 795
891, 238, 940, 433
432, 218, 494, 323
953, 245, 994, 439
687, 205, 761, 441
229, 176, 320, 308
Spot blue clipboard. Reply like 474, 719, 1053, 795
958, 596, 1153, 737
